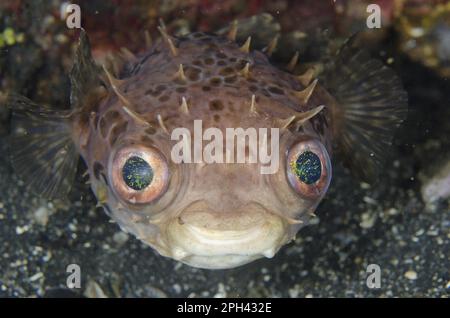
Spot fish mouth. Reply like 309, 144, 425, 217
165, 201, 291, 269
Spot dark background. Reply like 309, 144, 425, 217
0, 0, 448, 297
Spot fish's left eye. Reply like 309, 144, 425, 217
286, 139, 331, 198
110, 146, 169, 204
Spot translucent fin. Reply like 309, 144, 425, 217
70, 29, 102, 110
8, 95, 78, 198
217, 13, 280, 50
323, 37, 408, 182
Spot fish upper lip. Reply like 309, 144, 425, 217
175, 200, 280, 231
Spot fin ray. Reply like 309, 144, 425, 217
323, 37, 408, 181
70, 29, 102, 110
8, 95, 78, 198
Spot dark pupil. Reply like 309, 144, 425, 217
122, 156, 153, 191
294, 151, 322, 185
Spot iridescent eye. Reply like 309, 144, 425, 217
292, 151, 322, 185
122, 156, 153, 191
286, 139, 331, 198
111, 146, 169, 204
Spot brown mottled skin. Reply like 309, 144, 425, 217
71, 32, 336, 268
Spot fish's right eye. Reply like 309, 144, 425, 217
111, 146, 169, 204
122, 156, 153, 191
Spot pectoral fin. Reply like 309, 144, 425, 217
8, 95, 78, 199
323, 37, 408, 182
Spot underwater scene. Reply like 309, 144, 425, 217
0, 0, 449, 298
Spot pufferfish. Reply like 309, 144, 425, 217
8, 15, 407, 269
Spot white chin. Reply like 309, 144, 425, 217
164, 213, 290, 269
178, 254, 262, 269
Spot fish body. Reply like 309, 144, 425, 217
9, 16, 407, 269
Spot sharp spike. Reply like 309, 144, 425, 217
157, 26, 178, 57
295, 79, 318, 104
120, 47, 138, 63
294, 104, 325, 127
276, 115, 296, 130
102, 64, 123, 86
144, 30, 152, 48
275, 105, 325, 130
104, 52, 122, 77
167, 38, 178, 57
227, 20, 238, 41
97, 186, 108, 203
286, 217, 304, 225
103, 66, 151, 127
122, 105, 151, 127
179, 97, 189, 115
287, 51, 299, 72
102, 65, 131, 107
264, 35, 279, 57
297, 68, 315, 86
82, 170, 89, 178
240, 36, 251, 53
157, 114, 169, 134
174, 64, 187, 82
239, 62, 250, 78
249, 94, 257, 114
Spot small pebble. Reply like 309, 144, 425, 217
213, 283, 227, 298
15, 225, 29, 235
360, 212, 376, 229
34, 206, 50, 226
113, 232, 129, 246
288, 286, 299, 298
404, 270, 418, 280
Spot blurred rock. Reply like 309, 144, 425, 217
33, 205, 51, 226
420, 159, 450, 205
113, 231, 129, 246
395, 1, 450, 78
